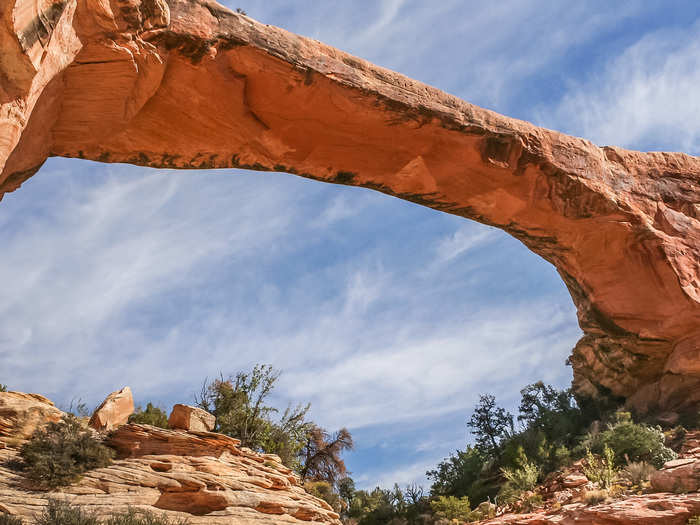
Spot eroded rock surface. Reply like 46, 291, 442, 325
0, 392, 340, 524
0, 0, 698, 411
0, 392, 62, 447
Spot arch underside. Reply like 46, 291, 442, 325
1, 0, 699, 413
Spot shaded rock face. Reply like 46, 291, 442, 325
0, 392, 340, 524
0, 0, 698, 412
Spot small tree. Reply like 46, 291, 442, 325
0, 384, 8, 393
337, 476, 356, 512
129, 403, 169, 428
582, 445, 616, 489
195, 364, 312, 470
468, 394, 514, 458
299, 426, 354, 486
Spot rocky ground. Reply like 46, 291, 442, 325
0, 390, 340, 524
480, 431, 700, 525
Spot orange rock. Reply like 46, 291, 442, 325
0, 391, 63, 446
168, 404, 215, 432
89, 387, 134, 431
0, 415, 340, 523
0, 0, 698, 412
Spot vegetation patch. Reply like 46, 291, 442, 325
33, 500, 190, 525
129, 403, 169, 428
0, 514, 23, 525
19, 415, 114, 488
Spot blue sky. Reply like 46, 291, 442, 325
2, 0, 700, 490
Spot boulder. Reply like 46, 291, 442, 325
89, 386, 134, 431
562, 474, 588, 488
168, 404, 215, 432
651, 457, 700, 493
0, 391, 63, 446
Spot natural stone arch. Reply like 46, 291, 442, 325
1, 0, 699, 413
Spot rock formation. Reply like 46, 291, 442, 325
0, 392, 62, 447
0, 391, 340, 524
168, 404, 216, 432
89, 386, 135, 431
0, 0, 698, 412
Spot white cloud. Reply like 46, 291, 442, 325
537, 20, 700, 154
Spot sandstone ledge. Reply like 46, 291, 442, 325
0, 424, 340, 524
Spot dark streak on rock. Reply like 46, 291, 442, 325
17, 1, 67, 52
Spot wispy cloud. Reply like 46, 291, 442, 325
536, 19, 700, 154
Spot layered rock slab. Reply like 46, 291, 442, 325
0, 391, 340, 524
0, 0, 699, 411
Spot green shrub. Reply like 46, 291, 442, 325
429, 495, 472, 521
303, 481, 344, 513
128, 403, 169, 428
103, 508, 190, 525
498, 449, 539, 504
0, 384, 8, 392
34, 501, 190, 525
19, 415, 114, 488
0, 514, 22, 525
36, 500, 100, 525
583, 412, 676, 468
582, 445, 616, 489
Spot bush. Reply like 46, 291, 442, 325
35, 501, 189, 525
430, 495, 472, 521
582, 445, 616, 489
583, 412, 676, 468
0, 384, 8, 392
304, 481, 344, 513
620, 461, 656, 487
0, 514, 22, 525
128, 403, 169, 428
103, 508, 190, 525
498, 449, 539, 504
582, 489, 608, 505
19, 415, 114, 488
36, 500, 100, 525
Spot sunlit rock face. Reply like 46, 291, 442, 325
0, 391, 341, 523
0, 0, 698, 413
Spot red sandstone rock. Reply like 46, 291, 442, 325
0, 0, 698, 411
89, 386, 134, 431
168, 404, 215, 432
